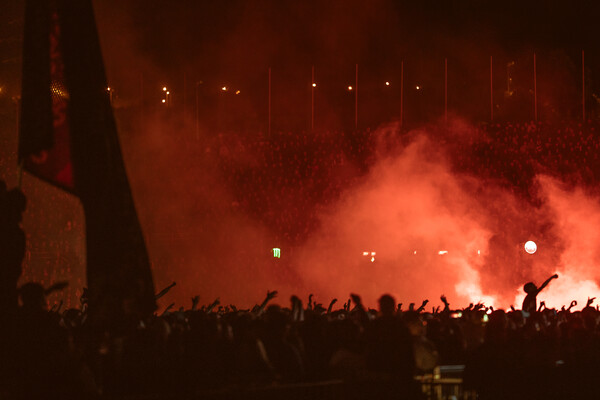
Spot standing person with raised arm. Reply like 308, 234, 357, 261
522, 274, 558, 314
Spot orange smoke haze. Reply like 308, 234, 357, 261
110, 117, 599, 311
11, 116, 600, 312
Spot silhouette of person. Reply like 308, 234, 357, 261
0, 181, 26, 313
522, 274, 558, 314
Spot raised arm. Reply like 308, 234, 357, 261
416, 299, 429, 313
256, 290, 277, 315
537, 274, 558, 294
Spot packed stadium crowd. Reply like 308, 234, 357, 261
3, 119, 600, 398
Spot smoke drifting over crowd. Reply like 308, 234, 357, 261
112, 115, 600, 311
3, 0, 600, 311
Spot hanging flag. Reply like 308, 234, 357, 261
19, 0, 156, 322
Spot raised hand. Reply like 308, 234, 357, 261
191, 295, 200, 311
587, 297, 596, 307
160, 303, 175, 316
155, 281, 177, 300
266, 290, 278, 301
350, 293, 362, 307
206, 297, 220, 313
327, 298, 337, 314
440, 295, 449, 305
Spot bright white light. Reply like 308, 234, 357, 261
413, 250, 417, 255
363, 251, 376, 261
438, 250, 448, 255
161, 99, 166, 103
163, 87, 167, 91
221, 86, 227, 91
416, 85, 420, 90
524, 241, 537, 254
385, 81, 390, 86
477, 250, 481, 255
348, 86, 353, 91
166, 91, 170, 95
312, 83, 317, 87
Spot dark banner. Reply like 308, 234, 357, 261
19, 0, 156, 322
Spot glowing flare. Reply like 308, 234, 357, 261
272, 248, 281, 258
524, 241, 537, 254
438, 250, 448, 255
312, 83, 316, 87
222, 86, 227, 91
348, 86, 353, 91
162, 87, 167, 91
385, 81, 390, 86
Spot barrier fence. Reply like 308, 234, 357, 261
114, 366, 476, 400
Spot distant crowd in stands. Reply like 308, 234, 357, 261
211, 119, 600, 242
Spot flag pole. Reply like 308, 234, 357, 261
355, 63, 358, 130
268, 67, 272, 135
582, 50, 585, 122
183, 72, 187, 117
490, 56, 493, 122
444, 58, 448, 124
311, 65, 315, 131
400, 61, 404, 128
534, 52, 537, 122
